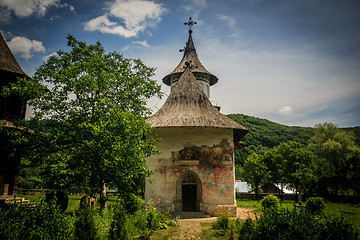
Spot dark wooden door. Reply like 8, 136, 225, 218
182, 184, 197, 211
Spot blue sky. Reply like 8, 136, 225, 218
1, 0, 359, 127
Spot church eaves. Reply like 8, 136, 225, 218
162, 31, 218, 86
0, 33, 29, 78
147, 66, 248, 148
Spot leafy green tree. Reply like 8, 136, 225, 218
241, 153, 269, 200
274, 141, 315, 201
2, 35, 162, 206
309, 122, 360, 196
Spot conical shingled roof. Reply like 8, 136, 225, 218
147, 67, 248, 148
162, 32, 218, 86
0, 33, 29, 78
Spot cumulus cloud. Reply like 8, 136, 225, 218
132, 40, 150, 47
42, 52, 57, 61
84, 0, 166, 38
278, 106, 293, 116
218, 15, 236, 27
84, 15, 137, 38
0, 0, 75, 19
7, 36, 45, 60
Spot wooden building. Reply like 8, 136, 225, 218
145, 24, 248, 216
0, 33, 29, 196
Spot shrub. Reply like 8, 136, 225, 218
45, 190, 69, 212
128, 205, 172, 239
0, 200, 72, 240
122, 193, 143, 215
260, 195, 280, 212
238, 218, 258, 240
305, 197, 326, 215
74, 208, 99, 240
237, 208, 359, 240
213, 211, 231, 230
109, 202, 129, 240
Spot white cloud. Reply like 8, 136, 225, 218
0, 0, 58, 17
132, 40, 150, 47
0, 0, 75, 19
217, 15, 236, 27
7, 36, 45, 60
84, 0, 166, 38
42, 52, 57, 61
278, 106, 293, 116
0, 7, 11, 23
84, 15, 137, 38
181, 0, 207, 18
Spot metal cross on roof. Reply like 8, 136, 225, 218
184, 17, 197, 32
183, 60, 198, 70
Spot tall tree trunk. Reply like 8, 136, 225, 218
297, 187, 302, 203
255, 186, 259, 200
99, 183, 108, 210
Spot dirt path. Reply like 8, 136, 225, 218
168, 217, 217, 240
159, 207, 255, 240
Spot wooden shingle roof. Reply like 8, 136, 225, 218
162, 32, 218, 86
147, 66, 248, 147
0, 33, 29, 78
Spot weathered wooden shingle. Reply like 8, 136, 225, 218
147, 67, 248, 147
0, 33, 29, 78
162, 32, 218, 86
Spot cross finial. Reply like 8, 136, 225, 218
183, 61, 198, 70
184, 17, 197, 34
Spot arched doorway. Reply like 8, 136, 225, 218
182, 174, 197, 211
176, 171, 202, 212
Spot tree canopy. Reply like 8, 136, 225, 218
309, 122, 360, 196
2, 35, 162, 202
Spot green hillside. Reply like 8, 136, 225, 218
227, 114, 315, 165
227, 113, 360, 165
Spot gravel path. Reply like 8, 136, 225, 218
164, 207, 255, 240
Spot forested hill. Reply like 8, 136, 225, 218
227, 113, 360, 165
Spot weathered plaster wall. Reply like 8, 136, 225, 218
145, 127, 236, 216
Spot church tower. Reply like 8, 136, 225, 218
145, 19, 248, 217
162, 18, 217, 98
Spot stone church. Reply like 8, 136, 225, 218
145, 19, 248, 216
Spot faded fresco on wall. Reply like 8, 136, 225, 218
171, 138, 233, 167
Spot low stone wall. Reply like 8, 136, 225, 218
205, 204, 237, 217
236, 192, 298, 201
18, 189, 50, 195
18, 189, 118, 196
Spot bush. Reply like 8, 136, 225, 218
109, 202, 129, 240
45, 190, 69, 212
0, 200, 72, 240
213, 211, 231, 230
260, 195, 280, 212
237, 208, 359, 240
74, 208, 98, 240
305, 197, 326, 215
128, 205, 172, 239
238, 218, 257, 240
122, 193, 143, 215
